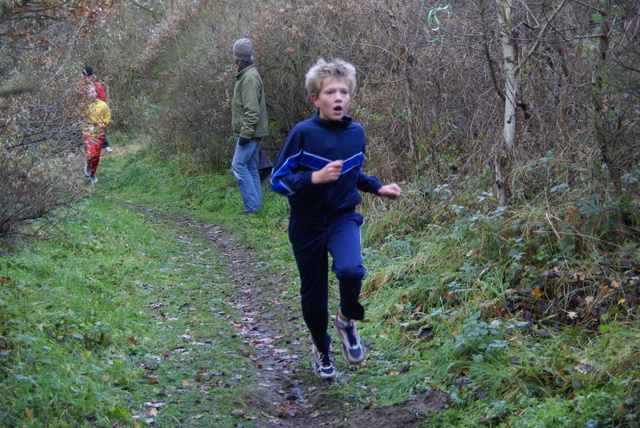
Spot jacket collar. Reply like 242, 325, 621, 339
312, 113, 353, 128
236, 62, 254, 77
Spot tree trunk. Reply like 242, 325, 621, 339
592, 0, 623, 197
494, 138, 511, 206
495, 0, 517, 205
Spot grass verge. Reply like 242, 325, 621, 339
1, 135, 639, 427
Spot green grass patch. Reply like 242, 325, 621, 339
0, 183, 264, 426
1, 137, 638, 427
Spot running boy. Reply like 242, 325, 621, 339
270, 58, 402, 379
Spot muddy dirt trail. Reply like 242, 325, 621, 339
131, 204, 448, 427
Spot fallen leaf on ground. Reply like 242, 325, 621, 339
573, 270, 587, 281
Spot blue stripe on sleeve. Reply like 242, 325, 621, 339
270, 150, 303, 196
341, 153, 365, 173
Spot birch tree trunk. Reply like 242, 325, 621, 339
495, 0, 517, 206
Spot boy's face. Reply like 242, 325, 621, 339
311, 76, 351, 122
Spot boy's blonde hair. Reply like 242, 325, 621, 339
305, 58, 356, 97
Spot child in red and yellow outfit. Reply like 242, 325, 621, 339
82, 85, 111, 184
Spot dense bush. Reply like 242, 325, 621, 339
131, 0, 638, 243
2, 0, 638, 247
0, 1, 122, 238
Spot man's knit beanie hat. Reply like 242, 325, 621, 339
233, 38, 253, 62
82, 66, 94, 76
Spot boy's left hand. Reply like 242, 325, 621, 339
378, 183, 402, 199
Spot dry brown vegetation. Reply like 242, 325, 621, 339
0, 0, 125, 238
1, 0, 639, 244
132, 0, 638, 207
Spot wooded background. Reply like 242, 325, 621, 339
1, 0, 638, 246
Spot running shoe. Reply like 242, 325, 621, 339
83, 164, 90, 177
311, 344, 338, 380
334, 314, 366, 364
90, 175, 98, 184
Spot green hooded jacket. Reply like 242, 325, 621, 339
232, 65, 269, 139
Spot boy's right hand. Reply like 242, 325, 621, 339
312, 160, 343, 184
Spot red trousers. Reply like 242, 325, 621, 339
84, 134, 104, 175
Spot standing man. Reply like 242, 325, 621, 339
231, 38, 269, 214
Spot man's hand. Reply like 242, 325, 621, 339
378, 183, 402, 199
312, 160, 343, 184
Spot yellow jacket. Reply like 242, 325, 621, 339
83, 99, 111, 136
